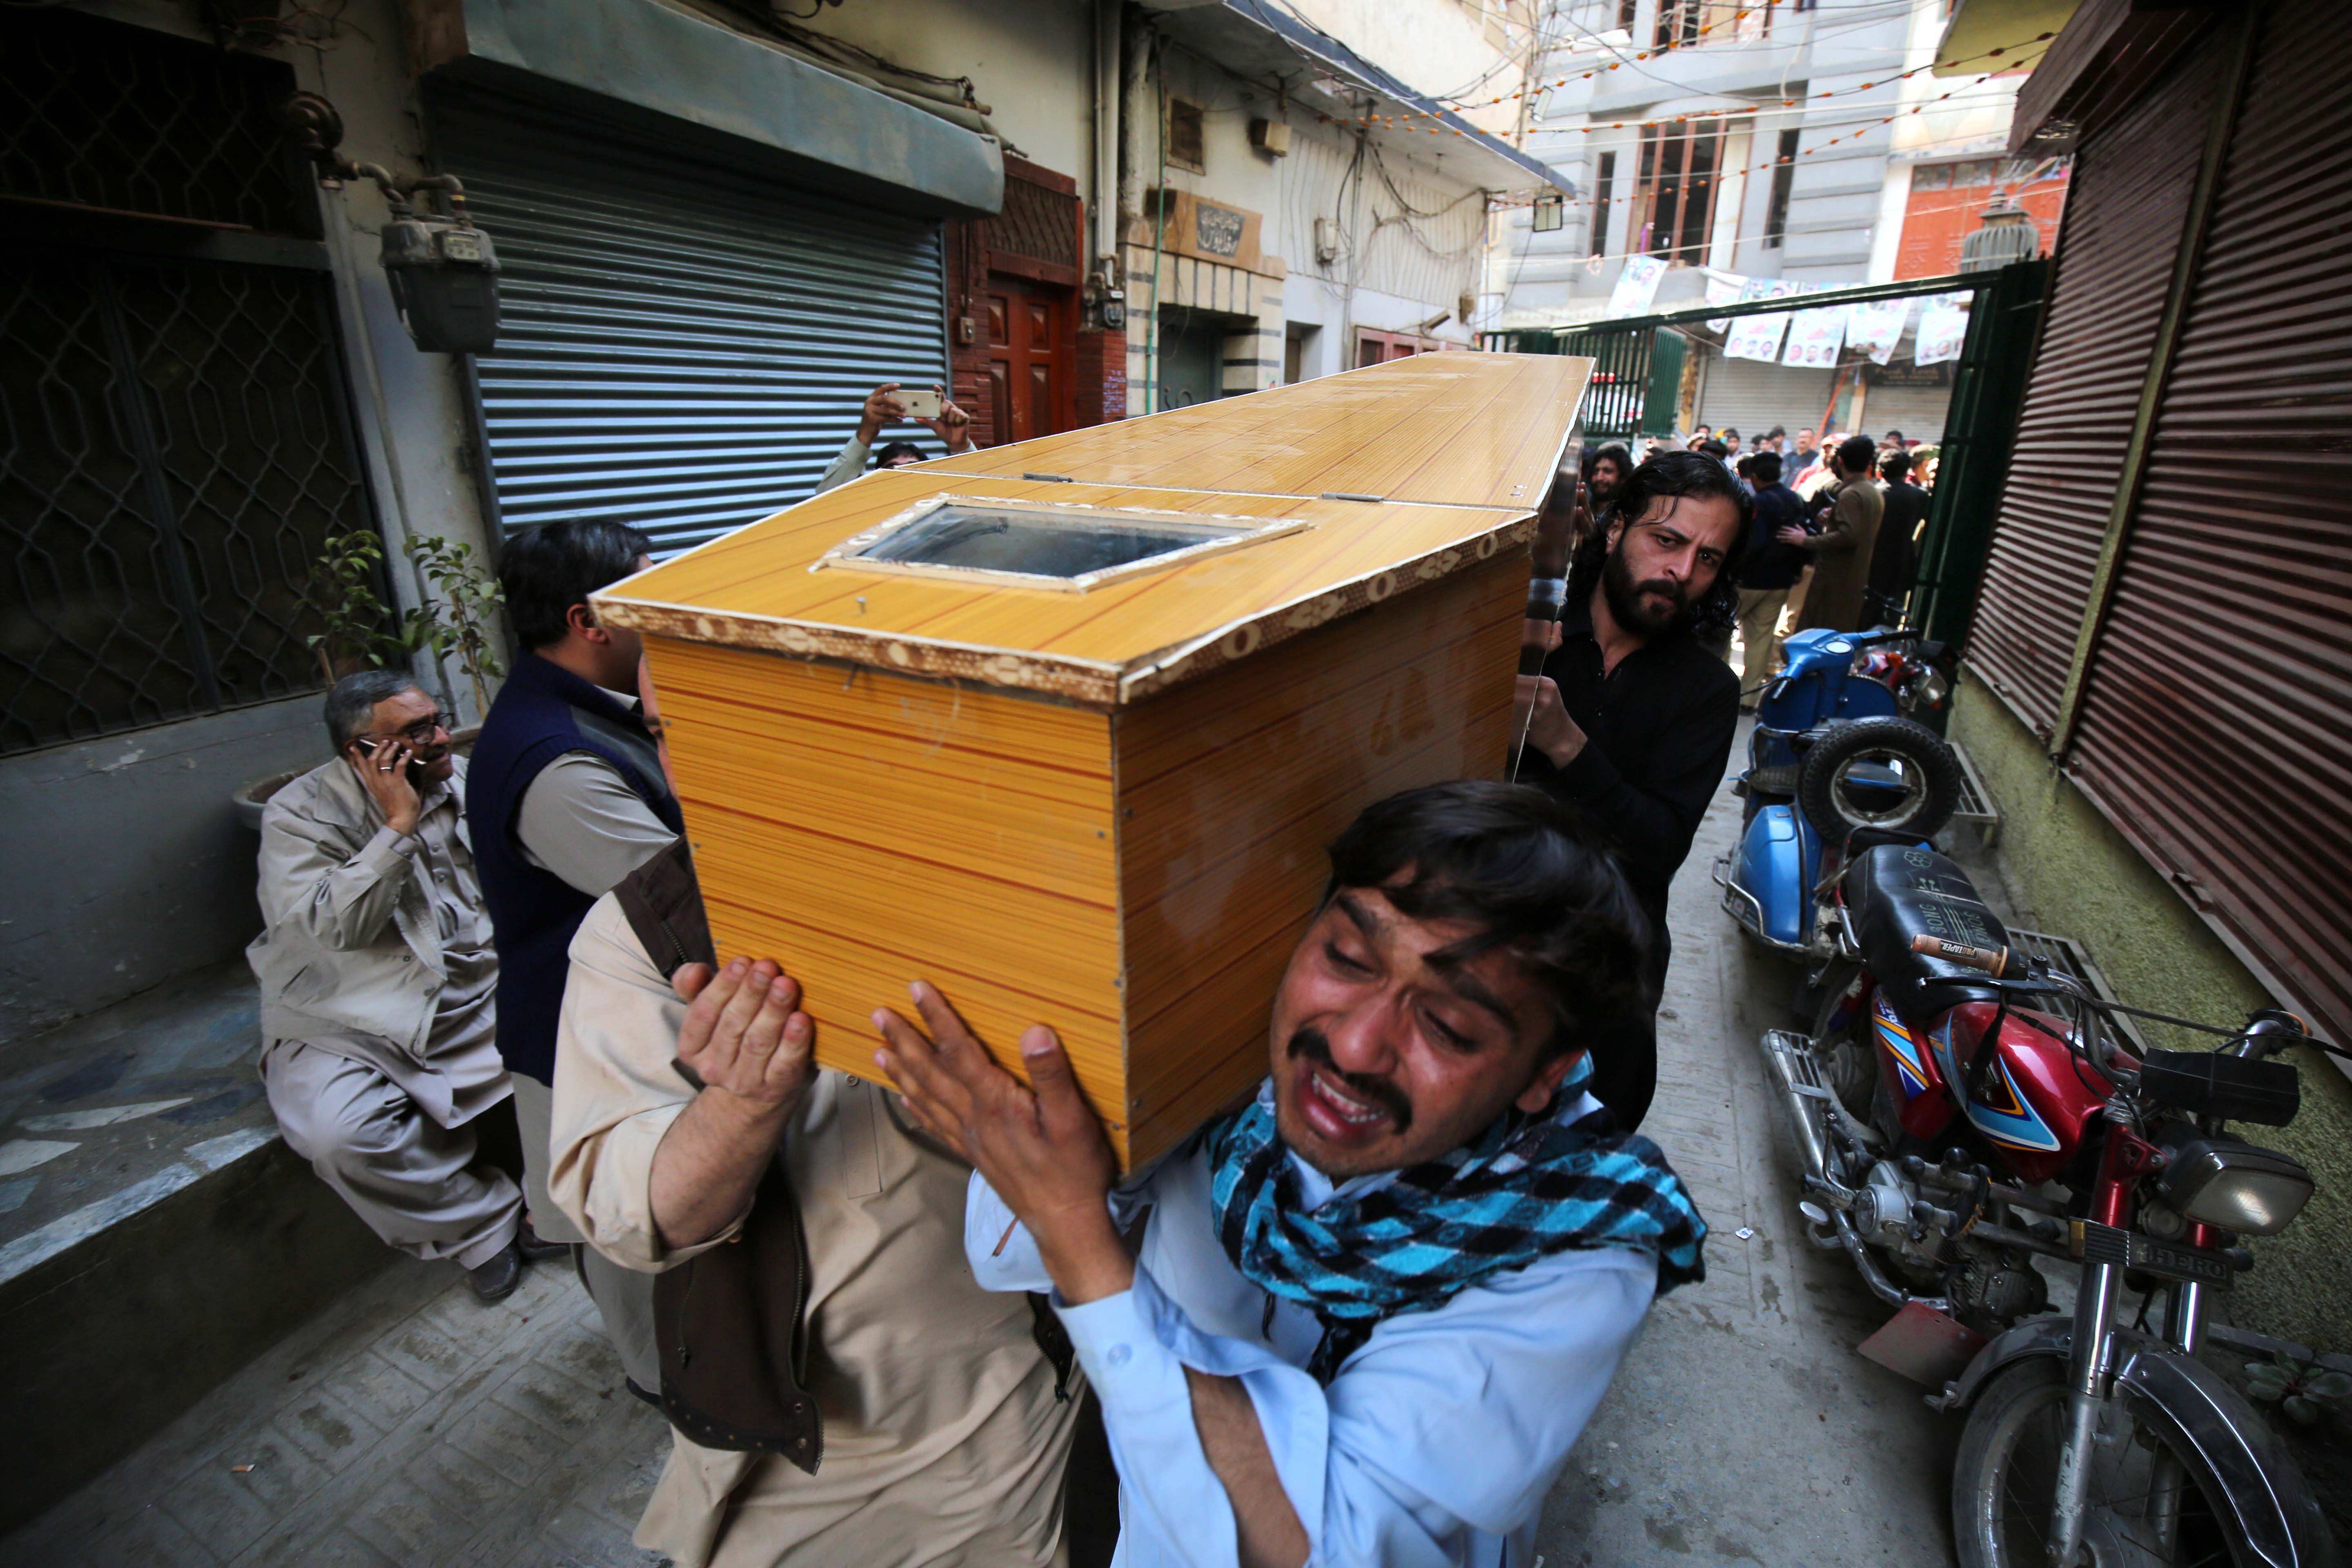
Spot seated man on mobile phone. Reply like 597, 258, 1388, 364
248, 671, 539, 1302
878, 782, 1707, 1568
815, 382, 975, 493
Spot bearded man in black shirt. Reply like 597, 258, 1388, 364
1513, 451, 1749, 1129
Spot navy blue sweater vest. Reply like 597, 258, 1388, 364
467, 654, 683, 1084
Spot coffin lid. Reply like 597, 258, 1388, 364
594, 353, 1593, 707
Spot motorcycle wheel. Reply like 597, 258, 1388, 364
1795, 715, 1962, 841
1951, 1359, 2254, 1568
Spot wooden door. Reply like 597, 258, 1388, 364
986, 272, 1074, 443
1355, 328, 1437, 365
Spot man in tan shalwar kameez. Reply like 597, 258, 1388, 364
545, 668, 1082, 1566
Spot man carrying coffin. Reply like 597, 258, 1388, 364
878, 782, 1706, 1568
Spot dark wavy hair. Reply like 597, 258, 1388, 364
498, 518, 657, 650
1566, 448, 1752, 635
1324, 781, 1650, 1062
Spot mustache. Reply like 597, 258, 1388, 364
1287, 1027, 1412, 1134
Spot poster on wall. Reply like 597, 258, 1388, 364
1845, 296, 1909, 365
1704, 271, 1748, 332
1724, 278, 1802, 363
1915, 292, 1972, 365
1781, 288, 1851, 368
1607, 254, 1668, 317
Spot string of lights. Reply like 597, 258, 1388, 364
1473, 69, 2068, 214
1316, 32, 2053, 137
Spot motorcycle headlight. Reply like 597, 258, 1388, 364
1916, 669, 1949, 707
2156, 1134, 2314, 1236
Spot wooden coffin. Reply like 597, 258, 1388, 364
596, 353, 1592, 1169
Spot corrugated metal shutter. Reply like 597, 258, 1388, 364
1697, 351, 1833, 444
1857, 382, 1950, 445
1962, 50, 2221, 736
432, 97, 948, 555
2068, 0, 2352, 1047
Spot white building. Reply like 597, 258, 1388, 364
1484, 0, 2067, 440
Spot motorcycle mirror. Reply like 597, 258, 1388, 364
1798, 1200, 1831, 1225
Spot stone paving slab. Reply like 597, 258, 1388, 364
1533, 732, 1960, 1567
1, 1252, 668, 1568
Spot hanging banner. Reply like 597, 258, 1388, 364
1846, 296, 1910, 365
1607, 254, 1668, 317
1915, 292, 1972, 365
1781, 287, 1851, 368
1703, 271, 1748, 332
1723, 278, 1802, 363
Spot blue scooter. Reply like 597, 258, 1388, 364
1718, 627, 1962, 960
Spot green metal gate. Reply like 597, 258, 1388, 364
1489, 324, 1685, 443
1908, 260, 2051, 647
1486, 265, 2051, 652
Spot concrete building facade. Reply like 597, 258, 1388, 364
1483, 0, 2067, 441
0, 0, 1564, 1045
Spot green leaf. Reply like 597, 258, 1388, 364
2282, 1395, 2318, 1425
2308, 1371, 2352, 1401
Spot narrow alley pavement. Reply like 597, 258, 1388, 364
1532, 722, 1959, 1566
5, 728, 1962, 1568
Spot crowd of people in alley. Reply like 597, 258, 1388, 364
1585, 419, 1938, 695
240, 380, 1858, 1568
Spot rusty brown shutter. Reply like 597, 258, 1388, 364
1962, 50, 2222, 737
2068, 0, 2352, 1047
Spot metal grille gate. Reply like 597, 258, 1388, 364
433, 96, 952, 557
0, 10, 373, 756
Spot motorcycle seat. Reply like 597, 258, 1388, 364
1845, 844, 2009, 1025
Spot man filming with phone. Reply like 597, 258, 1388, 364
248, 671, 543, 1303
815, 381, 975, 494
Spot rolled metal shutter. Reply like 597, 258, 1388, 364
1696, 352, 1833, 445
1962, 51, 2221, 737
432, 97, 949, 555
1855, 382, 1950, 445
2068, 0, 2352, 1046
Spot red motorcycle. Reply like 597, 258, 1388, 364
1760, 842, 2340, 1567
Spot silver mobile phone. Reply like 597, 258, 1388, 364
898, 386, 942, 420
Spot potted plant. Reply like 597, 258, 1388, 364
234, 531, 506, 829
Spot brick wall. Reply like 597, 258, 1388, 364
1077, 327, 1127, 426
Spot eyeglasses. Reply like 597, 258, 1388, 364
365, 713, 450, 748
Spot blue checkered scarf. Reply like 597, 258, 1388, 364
1206, 1073, 1707, 1381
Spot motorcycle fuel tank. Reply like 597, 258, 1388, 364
1870, 990, 1959, 1143
1928, 999, 2124, 1183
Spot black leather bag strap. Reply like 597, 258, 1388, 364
612, 843, 823, 1470
613, 837, 715, 980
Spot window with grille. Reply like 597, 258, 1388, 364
1634, 122, 1724, 261
0, 11, 371, 755
991, 175, 1081, 275
1590, 151, 1617, 256
1653, 1, 1770, 46
1166, 98, 1207, 175
1764, 128, 1801, 249
0, 9, 318, 238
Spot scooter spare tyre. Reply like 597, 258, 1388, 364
1795, 715, 1961, 841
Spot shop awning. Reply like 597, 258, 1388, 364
412, 0, 1004, 216
1139, 0, 1574, 196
